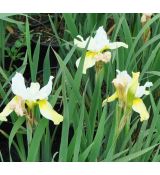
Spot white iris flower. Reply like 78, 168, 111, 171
74, 26, 128, 74
0, 72, 63, 125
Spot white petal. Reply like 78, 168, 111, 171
11, 72, 28, 99
113, 70, 132, 88
108, 42, 128, 50
38, 100, 63, 125
135, 81, 153, 98
38, 76, 54, 100
74, 35, 96, 51
144, 82, 153, 88
76, 57, 96, 74
94, 26, 110, 51
26, 82, 41, 101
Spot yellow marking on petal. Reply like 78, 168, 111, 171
99, 45, 110, 53
26, 100, 36, 109
132, 98, 149, 122
86, 51, 97, 58
38, 100, 63, 125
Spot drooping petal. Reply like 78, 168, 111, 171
0, 96, 25, 121
108, 42, 128, 50
38, 100, 63, 125
93, 26, 110, 51
135, 81, 153, 98
132, 98, 149, 121
102, 92, 118, 106
0, 100, 14, 121
74, 35, 95, 51
11, 72, 28, 99
38, 76, 54, 100
76, 56, 96, 74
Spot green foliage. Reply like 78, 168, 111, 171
0, 13, 160, 162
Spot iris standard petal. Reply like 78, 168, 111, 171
38, 76, 54, 100
108, 42, 128, 50
11, 72, 27, 99
38, 100, 63, 125
93, 26, 110, 51
132, 98, 149, 121
76, 56, 96, 74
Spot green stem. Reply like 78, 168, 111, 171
117, 106, 132, 138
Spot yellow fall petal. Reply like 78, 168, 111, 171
38, 100, 63, 125
132, 98, 149, 122
102, 92, 118, 106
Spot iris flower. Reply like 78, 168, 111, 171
0, 72, 63, 125
74, 26, 128, 74
141, 13, 153, 23
103, 70, 153, 121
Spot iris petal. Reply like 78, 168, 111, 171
11, 72, 28, 99
74, 35, 95, 51
76, 56, 96, 74
102, 92, 118, 106
108, 42, 128, 49
132, 98, 149, 121
39, 76, 54, 100
38, 100, 63, 125
0, 96, 25, 121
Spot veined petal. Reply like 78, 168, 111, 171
132, 98, 149, 121
38, 76, 54, 100
11, 72, 27, 99
108, 42, 128, 50
76, 56, 96, 74
38, 100, 63, 125
102, 92, 118, 106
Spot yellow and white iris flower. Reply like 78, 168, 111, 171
74, 26, 128, 74
103, 70, 153, 121
0, 72, 63, 125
